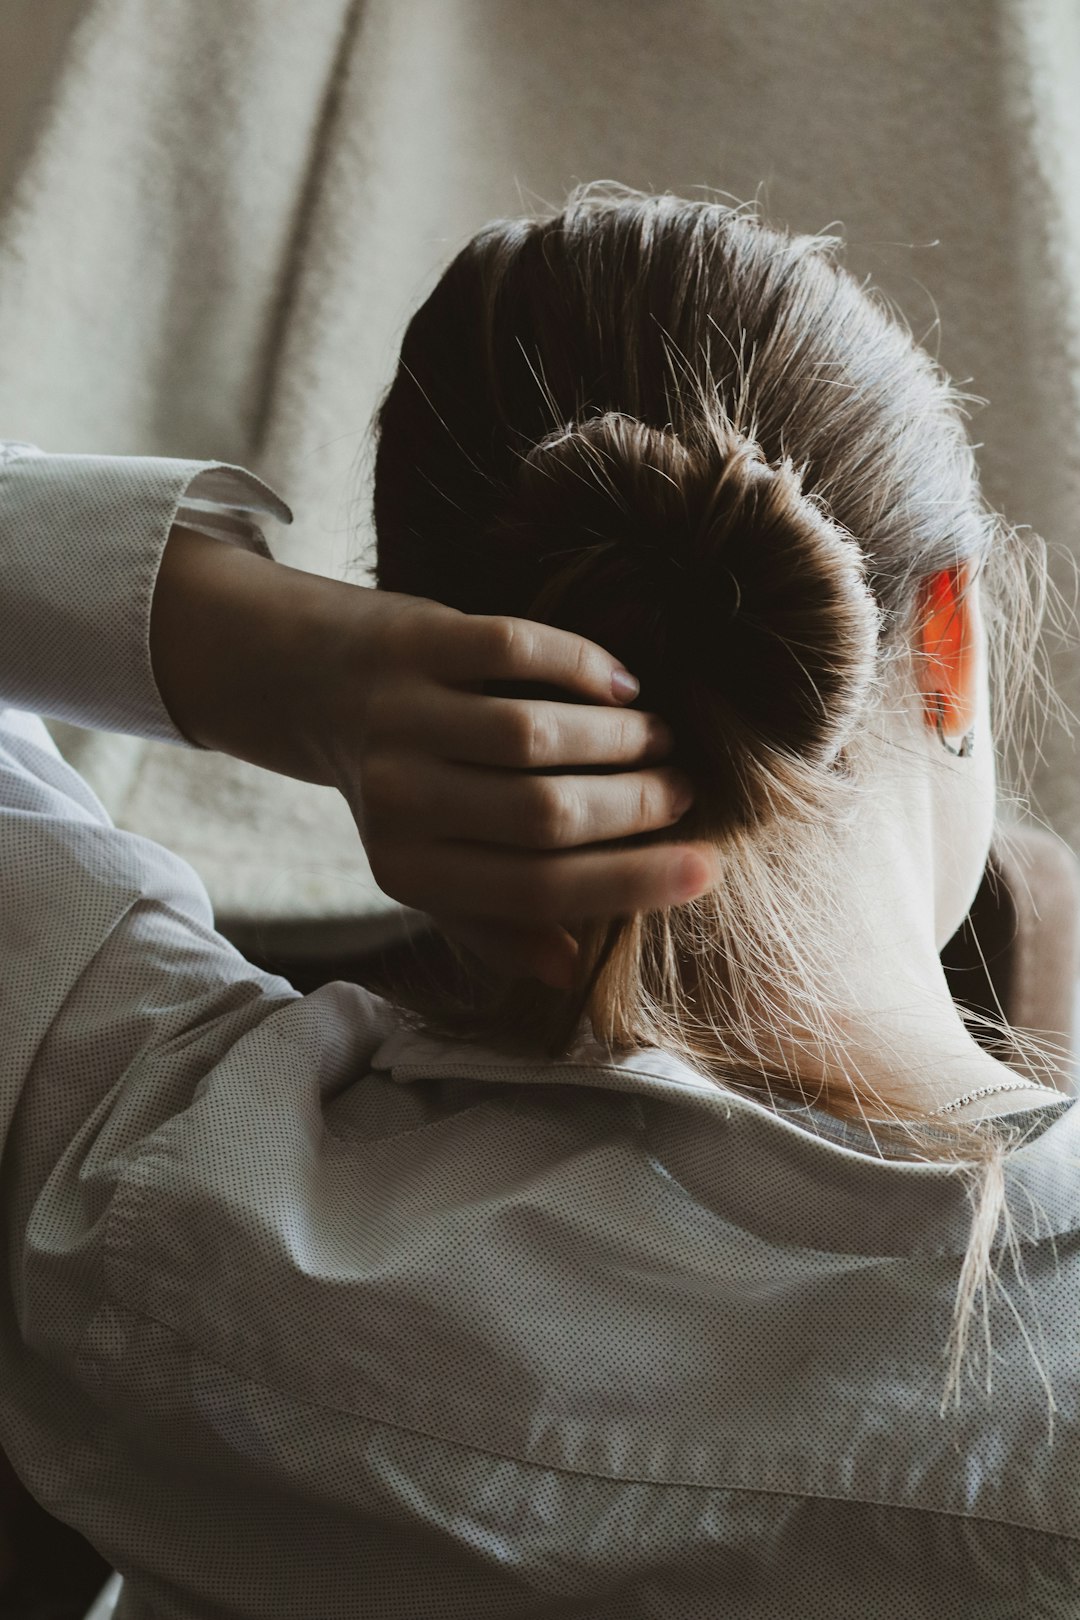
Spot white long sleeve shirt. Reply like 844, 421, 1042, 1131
0, 443, 1078, 1619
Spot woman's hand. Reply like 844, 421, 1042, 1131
314, 594, 715, 987
151, 527, 715, 987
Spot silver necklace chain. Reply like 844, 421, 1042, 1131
928, 1077, 1062, 1116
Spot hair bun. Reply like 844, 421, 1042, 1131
496, 411, 881, 837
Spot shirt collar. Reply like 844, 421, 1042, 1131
369, 1019, 1080, 1257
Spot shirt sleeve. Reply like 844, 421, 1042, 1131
0, 437, 304, 1166
0, 440, 293, 744
0, 442, 396, 1610
0, 702, 397, 1615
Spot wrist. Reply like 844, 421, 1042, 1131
150, 525, 344, 784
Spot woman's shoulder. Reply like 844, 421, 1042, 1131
81, 1006, 1080, 1550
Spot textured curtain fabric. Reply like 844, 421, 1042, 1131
0, 0, 1077, 937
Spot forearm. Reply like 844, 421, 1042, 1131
149, 524, 349, 787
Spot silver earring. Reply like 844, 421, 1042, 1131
934, 698, 975, 759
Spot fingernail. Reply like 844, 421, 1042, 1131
611, 668, 640, 702
673, 851, 715, 902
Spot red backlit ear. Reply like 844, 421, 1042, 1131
918, 564, 978, 740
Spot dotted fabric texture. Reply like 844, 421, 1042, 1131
0, 449, 1078, 1618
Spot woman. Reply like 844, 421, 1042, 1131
2, 188, 1078, 1616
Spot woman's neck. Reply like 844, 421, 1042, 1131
739, 792, 1066, 1120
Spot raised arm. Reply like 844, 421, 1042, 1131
150, 524, 715, 988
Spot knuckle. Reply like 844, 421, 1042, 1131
484, 614, 520, 666
527, 779, 578, 848
641, 774, 669, 827
500, 705, 540, 764
523, 705, 555, 763
610, 709, 633, 757
572, 635, 596, 688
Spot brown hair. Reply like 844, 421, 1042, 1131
369, 183, 1068, 1421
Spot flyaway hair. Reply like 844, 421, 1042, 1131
369, 183, 1071, 1426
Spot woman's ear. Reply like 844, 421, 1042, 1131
916, 562, 979, 743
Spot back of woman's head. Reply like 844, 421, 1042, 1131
369, 185, 1068, 1420
371, 183, 1048, 1109
375, 189, 988, 741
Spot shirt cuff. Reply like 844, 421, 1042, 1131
0, 444, 292, 746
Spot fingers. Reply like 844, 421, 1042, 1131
370, 840, 717, 925
400, 608, 641, 704
376, 687, 674, 769
364, 755, 694, 848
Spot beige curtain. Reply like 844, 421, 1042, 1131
1, 0, 1077, 948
